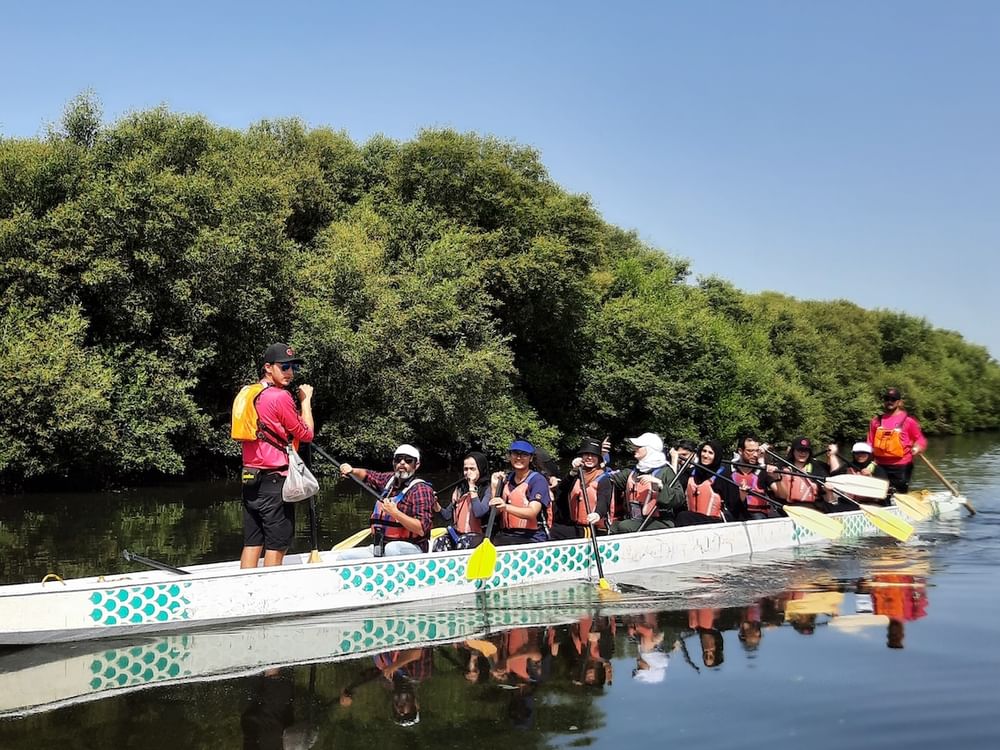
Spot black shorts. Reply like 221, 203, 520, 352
242, 468, 295, 551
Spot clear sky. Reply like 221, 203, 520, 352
3, 0, 998, 358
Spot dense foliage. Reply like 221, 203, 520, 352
3, 96, 998, 487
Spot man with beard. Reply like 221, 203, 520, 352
337, 444, 435, 558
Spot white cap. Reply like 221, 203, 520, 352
852, 442, 873, 454
627, 432, 663, 452
394, 444, 420, 461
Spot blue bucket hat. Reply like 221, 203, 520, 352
509, 440, 535, 454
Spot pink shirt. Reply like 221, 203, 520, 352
241, 384, 314, 470
867, 410, 927, 466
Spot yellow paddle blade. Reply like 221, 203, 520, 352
829, 613, 890, 632
858, 504, 914, 542
464, 638, 498, 659
331, 528, 371, 551
783, 505, 844, 540
431, 527, 446, 539
308, 549, 322, 564
465, 539, 497, 580
785, 591, 844, 617
893, 493, 933, 521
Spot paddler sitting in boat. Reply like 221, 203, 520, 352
719, 435, 770, 520
431, 451, 491, 551
606, 432, 685, 532
675, 441, 741, 526
485, 440, 553, 546
337, 444, 436, 559
829, 441, 892, 505
760, 437, 837, 513
549, 437, 614, 540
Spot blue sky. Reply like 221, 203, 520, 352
4, 0, 998, 357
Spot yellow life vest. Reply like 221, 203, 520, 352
231, 383, 266, 441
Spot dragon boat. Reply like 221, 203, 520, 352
0, 490, 966, 646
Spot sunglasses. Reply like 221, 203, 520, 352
509, 450, 532, 458
277, 362, 302, 373
393, 455, 417, 465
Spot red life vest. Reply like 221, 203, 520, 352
501, 471, 552, 531
451, 489, 483, 534
733, 468, 765, 511
625, 467, 666, 520
568, 469, 607, 528
772, 465, 818, 504
686, 475, 724, 518
371, 478, 429, 541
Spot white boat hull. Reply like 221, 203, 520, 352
0, 494, 964, 645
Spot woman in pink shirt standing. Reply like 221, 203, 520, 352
867, 387, 927, 494
239, 342, 315, 569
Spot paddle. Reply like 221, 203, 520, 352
892, 492, 933, 521
310, 444, 387, 501
577, 466, 613, 591
826, 449, 929, 523
300, 445, 322, 563
637, 452, 694, 532
731, 461, 890, 500
122, 550, 190, 576
918, 453, 977, 515
333, 527, 447, 551
466, 478, 502, 580
764, 449, 913, 542
711, 469, 844, 540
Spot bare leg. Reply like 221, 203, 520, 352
240, 546, 263, 569
262, 549, 286, 567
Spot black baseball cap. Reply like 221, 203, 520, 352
792, 437, 812, 452
262, 342, 304, 364
883, 387, 902, 401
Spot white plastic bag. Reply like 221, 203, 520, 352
283, 445, 320, 503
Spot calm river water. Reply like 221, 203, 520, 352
1, 434, 998, 749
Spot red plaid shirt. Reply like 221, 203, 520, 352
364, 471, 435, 544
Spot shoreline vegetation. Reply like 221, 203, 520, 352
3, 94, 999, 490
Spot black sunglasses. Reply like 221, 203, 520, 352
393, 455, 417, 465
278, 362, 302, 373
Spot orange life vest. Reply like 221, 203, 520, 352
771, 464, 819, 504
872, 415, 912, 460
568, 469, 607, 528
371, 478, 429, 541
733, 468, 766, 511
686, 475, 724, 518
451, 489, 483, 534
501, 471, 552, 532
625, 467, 667, 520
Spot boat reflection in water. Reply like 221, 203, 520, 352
0, 544, 943, 747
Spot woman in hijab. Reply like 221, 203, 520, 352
432, 451, 490, 551
675, 441, 737, 526
607, 432, 685, 532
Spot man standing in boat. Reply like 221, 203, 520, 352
338, 445, 436, 558
235, 342, 314, 569
867, 387, 928, 494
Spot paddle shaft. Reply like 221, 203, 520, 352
310, 444, 386, 501
122, 550, 190, 576
637, 452, 694, 532
918, 453, 976, 515
577, 466, 608, 583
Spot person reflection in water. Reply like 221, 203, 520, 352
241, 668, 295, 750
338, 647, 432, 728
860, 573, 928, 649
626, 612, 670, 684
689, 608, 725, 667
567, 614, 615, 687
